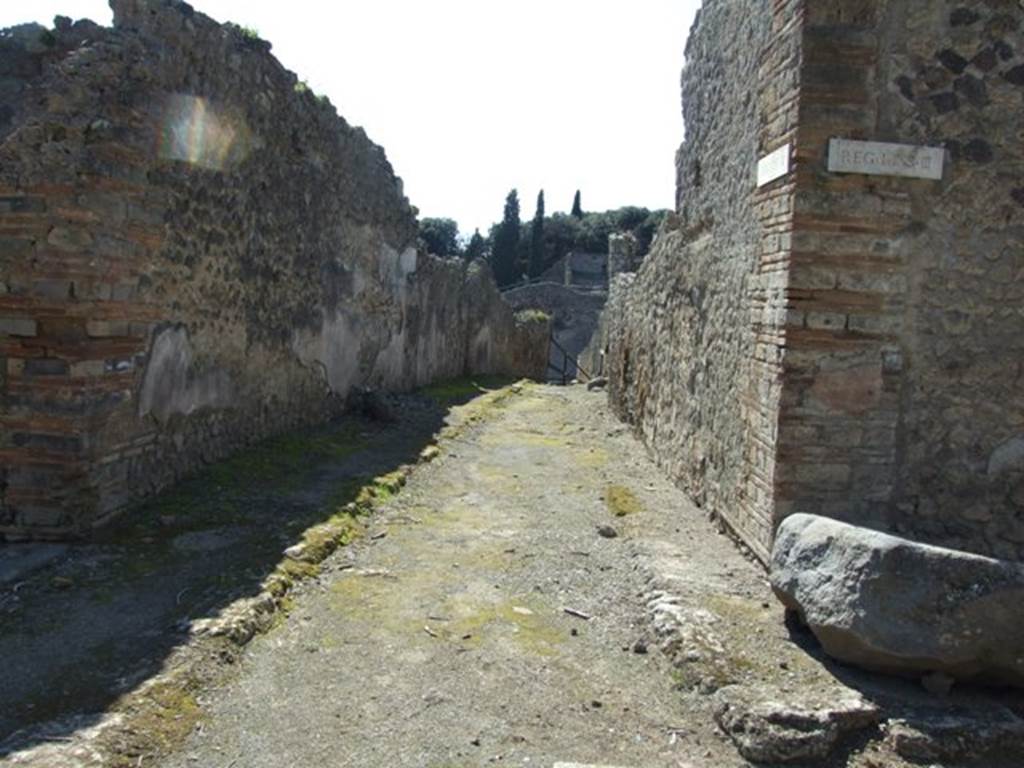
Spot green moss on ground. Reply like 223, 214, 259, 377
604, 484, 642, 517
205, 428, 366, 492
420, 375, 518, 406
99, 421, 368, 550
445, 599, 565, 657
103, 673, 204, 767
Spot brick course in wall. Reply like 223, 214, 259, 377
601, 0, 1024, 562
0, 1, 549, 540
782, 0, 1024, 558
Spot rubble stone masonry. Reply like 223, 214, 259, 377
603, 0, 1024, 562
0, 0, 548, 539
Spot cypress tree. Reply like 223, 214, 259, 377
490, 189, 521, 287
529, 190, 545, 279
571, 189, 583, 219
464, 228, 486, 262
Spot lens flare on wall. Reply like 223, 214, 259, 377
157, 93, 252, 170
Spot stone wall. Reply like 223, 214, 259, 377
0, 0, 548, 540
607, 233, 640, 279
602, 0, 1024, 562
602, 0, 801, 561
780, 0, 1024, 560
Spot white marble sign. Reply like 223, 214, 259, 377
757, 143, 791, 187
828, 138, 944, 180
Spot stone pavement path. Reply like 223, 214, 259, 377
158, 384, 747, 768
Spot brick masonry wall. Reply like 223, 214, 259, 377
777, 1, 908, 542
0, 1, 548, 540
780, 0, 1024, 558
603, 0, 1023, 562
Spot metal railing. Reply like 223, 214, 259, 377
500, 278, 608, 297
547, 333, 591, 385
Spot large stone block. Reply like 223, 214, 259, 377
770, 513, 1024, 687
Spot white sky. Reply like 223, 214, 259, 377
3, 1, 700, 236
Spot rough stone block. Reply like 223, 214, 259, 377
110, 282, 137, 301
847, 313, 901, 335
77, 192, 126, 223
714, 683, 880, 763
805, 363, 884, 416
85, 320, 130, 337
70, 360, 106, 378
806, 312, 847, 331
791, 265, 838, 290
771, 513, 1024, 687
0, 236, 34, 257
22, 358, 69, 376
11, 432, 82, 453
0, 196, 46, 213
15, 507, 67, 528
789, 462, 851, 487
988, 436, 1024, 477
31, 279, 72, 301
46, 226, 94, 252
0, 317, 37, 336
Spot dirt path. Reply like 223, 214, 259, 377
9, 382, 1014, 767
154, 383, 749, 768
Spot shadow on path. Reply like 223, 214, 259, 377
781, 609, 1024, 768
0, 378, 513, 757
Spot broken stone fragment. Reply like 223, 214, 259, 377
770, 513, 1024, 687
713, 683, 880, 763
886, 707, 1024, 762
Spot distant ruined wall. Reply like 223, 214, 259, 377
606, 232, 641, 279
0, 0, 548, 540
603, 0, 1024, 562
503, 283, 606, 381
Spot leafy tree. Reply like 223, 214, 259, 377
570, 190, 583, 219
418, 217, 460, 257
543, 212, 583, 267
489, 189, 521, 287
633, 209, 670, 254
468, 200, 667, 279
464, 229, 486, 262
572, 206, 659, 253
528, 190, 545, 280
